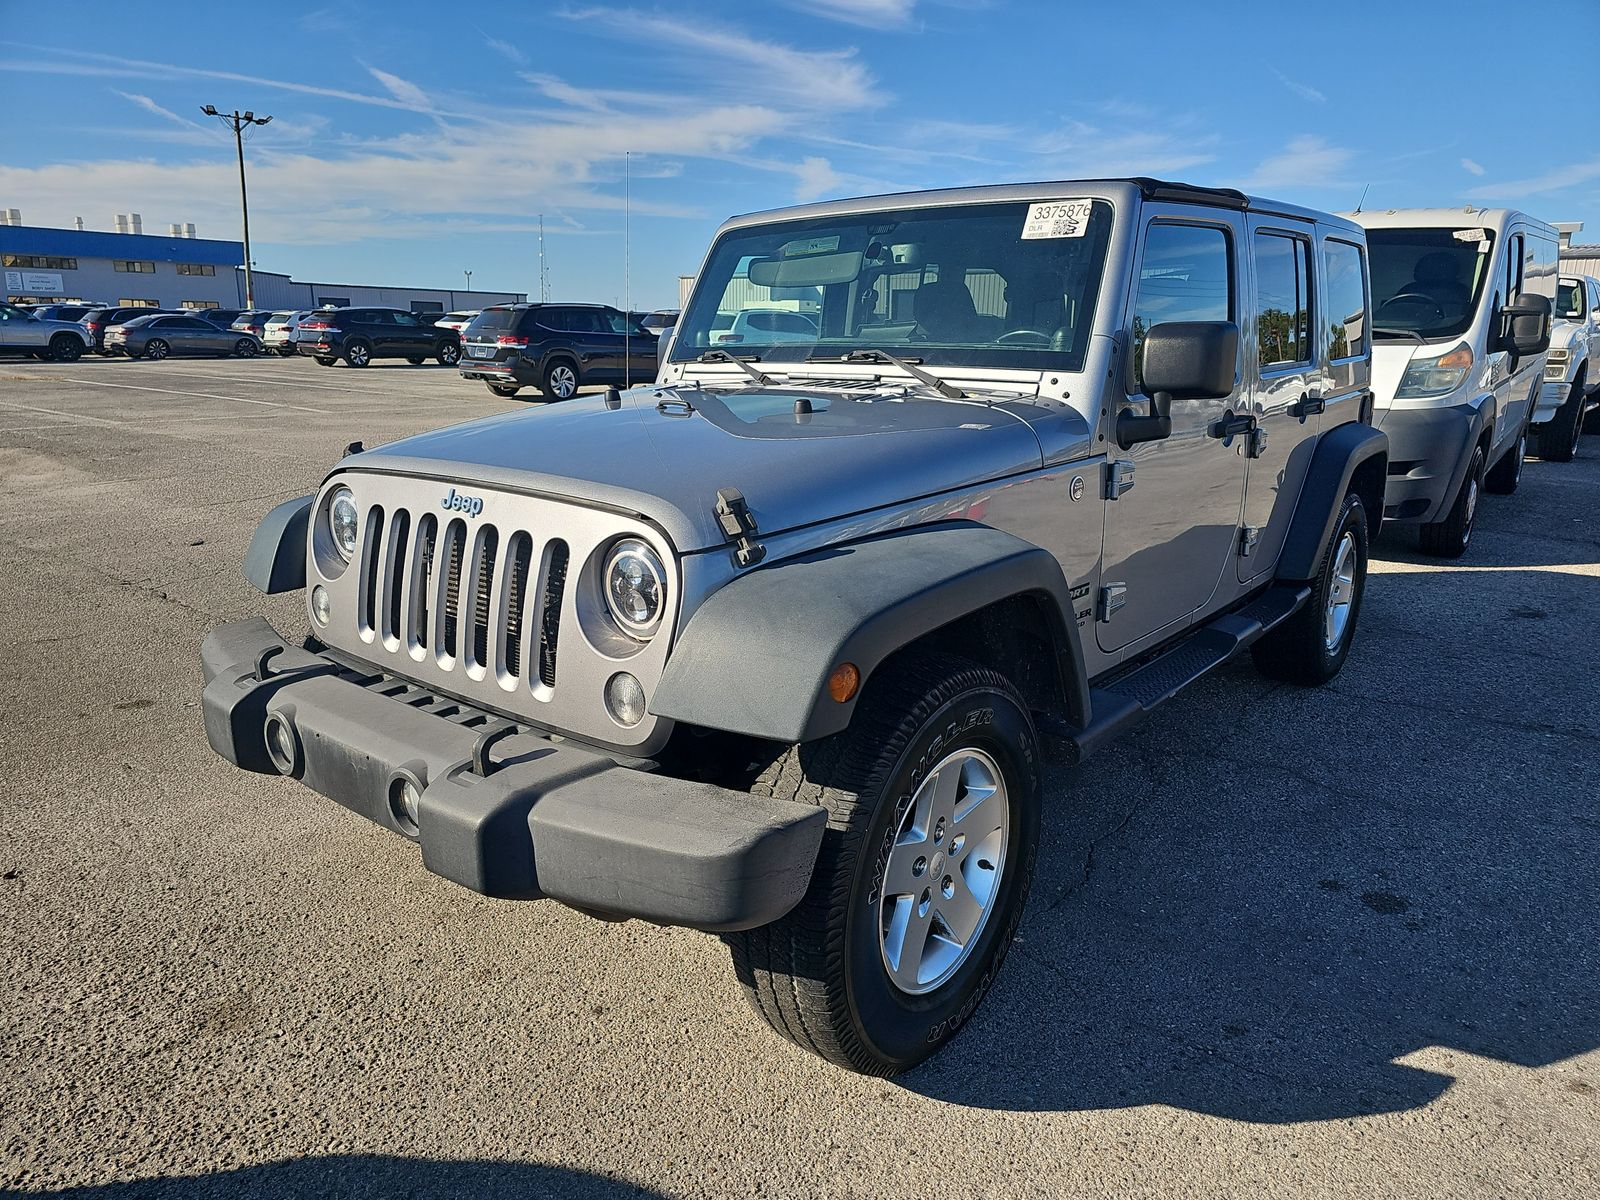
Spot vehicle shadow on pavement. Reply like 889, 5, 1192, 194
899, 559, 1600, 1123
12, 1155, 666, 1199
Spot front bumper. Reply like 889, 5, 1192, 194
1534, 379, 1573, 427
200, 618, 826, 931
1377, 400, 1481, 524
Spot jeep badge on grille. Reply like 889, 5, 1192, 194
441, 487, 484, 516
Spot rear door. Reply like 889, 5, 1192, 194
1237, 217, 1324, 582
390, 309, 432, 356
575, 308, 625, 379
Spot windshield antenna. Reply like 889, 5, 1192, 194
1354, 183, 1370, 213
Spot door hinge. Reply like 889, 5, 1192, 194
1097, 583, 1128, 622
1104, 459, 1135, 499
1239, 525, 1260, 557
714, 487, 766, 568
1248, 425, 1269, 459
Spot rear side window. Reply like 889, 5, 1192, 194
1253, 231, 1312, 368
471, 307, 520, 333
1324, 240, 1368, 359
532, 308, 571, 332
1129, 222, 1233, 390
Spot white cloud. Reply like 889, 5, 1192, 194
1465, 158, 1600, 199
116, 91, 208, 130
1460, 157, 1485, 176
366, 67, 432, 111
792, 156, 844, 201
1034, 118, 1218, 178
790, 0, 917, 26
480, 34, 527, 65
1272, 69, 1326, 104
1236, 135, 1354, 191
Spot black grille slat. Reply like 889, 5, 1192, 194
539, 541, 569, 689
386, 510, 410, 643
361, 506, 385, 635
416, 515, 437, 649
504, 534, 533, 680
443, 522, 464, 656
472, 528, 499, 670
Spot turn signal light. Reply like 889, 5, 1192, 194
827, 662, 861, 703
1436, 346, 1473, 370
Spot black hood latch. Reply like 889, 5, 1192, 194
714, 487, 766, 569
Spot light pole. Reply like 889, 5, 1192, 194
464, 270, 472, 292
202, 105, 272, 308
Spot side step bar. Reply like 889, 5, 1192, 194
1044, 584, 1312, 765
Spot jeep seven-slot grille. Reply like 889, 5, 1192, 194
357, 506, 567, 690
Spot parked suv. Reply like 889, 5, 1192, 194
262, 310, 311, 356
458, 303, 656, 398
1351, 208, 1555, 556
0, 301, 92, 361
80, 305, 169, 353
1530, 274, 1600, 461
295, 306, 462, 368
202, 178, 1385, 1076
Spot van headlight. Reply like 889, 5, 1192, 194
1395, 344, 1473, 398
329, 486, 358, 561
604, 538, 666, 640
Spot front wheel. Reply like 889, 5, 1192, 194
438, 342, 461, 366
1484, 424, 1526, 494
143, 339, 170, 361
1537, 376, 1585, 462
1418, 443, 1484, 558
48, 333, 83, 363
1252, 492, 1368, 685
727, 653, 1041, 1075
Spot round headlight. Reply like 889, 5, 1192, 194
329, 486, 358, 561
604, 538, 666, 639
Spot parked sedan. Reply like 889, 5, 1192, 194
79, 306, 170, 353
107, 313, 263, 360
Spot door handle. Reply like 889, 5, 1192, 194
1207, 410, 1256, 440
1290, 389, 1326, 420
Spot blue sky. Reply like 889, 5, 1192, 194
3, 0, 1598, 309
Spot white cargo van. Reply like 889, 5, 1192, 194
1350, 208, 1555, 556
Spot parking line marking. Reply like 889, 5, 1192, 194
139, 367, 399, 395
0, 399, 126, 427
73, 378, 327, 413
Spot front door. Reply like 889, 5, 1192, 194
1099, 210, 1248, 654
390, 309, 431, 356
1237, 218, 1326, 582
0, 303, 24, 348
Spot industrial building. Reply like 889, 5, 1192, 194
1, 210, 524, 312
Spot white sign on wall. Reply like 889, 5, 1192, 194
4, 270, 64, 294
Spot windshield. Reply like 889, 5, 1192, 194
671, 199, 1115, 373
1366, 227, 1495, 341
1557, 279, 1585, 320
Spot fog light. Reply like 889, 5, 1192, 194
388, 771, 423, 835
604, 672, 647, 727
311, 584, 331, 626
263, 713, 300, 776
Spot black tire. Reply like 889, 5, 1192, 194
48, 333, 83, 363
278, 345, 297, 357
344, 339, 372, 368
407, 356, 426, 365
487, 383, 521, 398
438, 342, 461, 366
143, 339, 170, 361
233, 338, 258, 358
540, 358, 579, 399
314, 356, 337, 367
726, 652, 1042, 1076
1252, 492, 1369, 685
1536, 375, 1585, 462
1484, 424, 1526, 494
1418, 443, 1485, 558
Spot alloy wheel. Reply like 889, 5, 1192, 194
1323, 531, 1357, 653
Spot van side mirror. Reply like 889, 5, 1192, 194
1499, 292, 1552, 357
1118, 321, 1239, 449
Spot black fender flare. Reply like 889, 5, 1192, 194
1276, 422, 1388, 582
652, 522, 1090, 745
243, 494, 311, 594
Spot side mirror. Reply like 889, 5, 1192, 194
1118, 321, 1239, 449
1499, 292, 1552, 357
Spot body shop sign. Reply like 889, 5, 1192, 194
4, 270, 64, 294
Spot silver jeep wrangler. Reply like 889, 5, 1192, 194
202, 178, 1387, 1075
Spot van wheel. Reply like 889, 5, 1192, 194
726, 653, 1041, 1076
344, 340, 371, 368
541, 359, 579, 399
488, 383, 521, 398
1418, 444, 1484, 558
1252, 492, 1368, 685
48, 333, 83, 363
1537, 375, 1585, 462
1484, 425, 1526, 494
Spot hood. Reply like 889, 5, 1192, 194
28, 315, 88, 336
351, 383, 1080, 551
1548, 320, 1580, 351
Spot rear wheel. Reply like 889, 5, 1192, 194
1253, 492, 1368, 684
541, 358, 579, 399
314, 356, 336, 367
344, 339, 371, 368
278, 344, 297, 357
1537, 375, 1585, 462
143, 339, 170, 361
48, 333, 83, 363
1418, 443, 1484, 558
726, 653, 1041, 1076
233, 338, 257, 358
438, 342, 461, 366
488, 383, 521, 398
1484, 424, 1526, 494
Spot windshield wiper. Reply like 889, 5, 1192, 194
819, 348, 966, 399
695, 349, 772, 386
1372, 327, 1427, 344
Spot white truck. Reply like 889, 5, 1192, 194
1532, 273, 1600, 461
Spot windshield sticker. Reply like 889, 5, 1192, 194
783, 236, 842, 257
1453, 228, 1489, 243
1021, 200, 1095, 240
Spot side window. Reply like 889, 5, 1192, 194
1253, 231, 1312, 368
566, 310, 604, 333
1503, 234, 1524, 302
1324, 239, 1368, 360
1129, 221, 1232, 390
535, 308, 571, 332
392, 311, 422, 326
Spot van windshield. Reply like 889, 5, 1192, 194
670, 199, 1115, 373
1366, 227, 1495, 342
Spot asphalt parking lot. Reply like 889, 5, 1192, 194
2, 353, 1598, 1199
